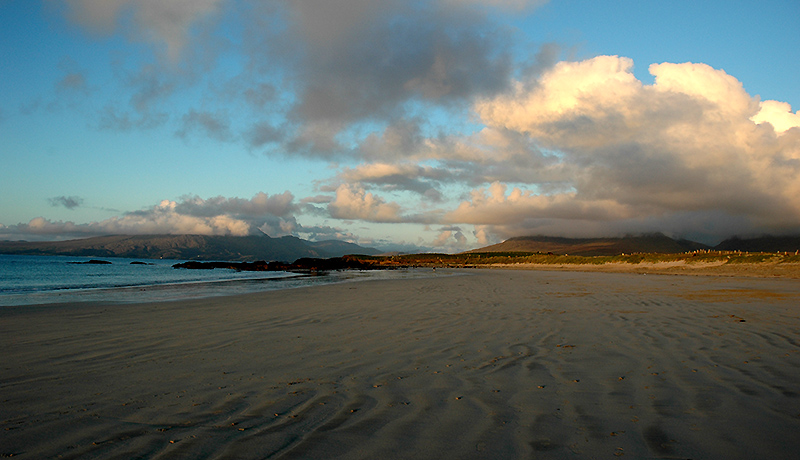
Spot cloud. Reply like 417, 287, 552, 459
53, 57, 89, 94
472, 225, 495, 246
431, 229, 465, 248
171, 192, 296, 219
7, 202, 251, 238
241, 0, 516, 155
446, 0, 549, 12
327, 184, 403, 223
55, 0, 533, 155
358, 119, 428, 160
2, 191, 419, 248
319, 56, 800, 244
301, 195, 334, 205
62, 0, 224, 62
124, 64, 180, 113
96, 105, 168, 131
431, 225, 468, 250
56, 72, 89, 94
446, 182, 632, 224
245, 121, 283, 149
48, 196, 84, 210
461, 56, 800, 240
338, 163, 450, 200
175, 109, 233, 142
40, 3, 800, 247
3, 192, 302, 240
751, 100, 800, 134
56, 60, 91, 96
105, 199, 254, 236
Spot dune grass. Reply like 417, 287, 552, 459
353, 250, 800, 268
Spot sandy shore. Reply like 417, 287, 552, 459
3, 269, 800, 459
481, 261, 800, 279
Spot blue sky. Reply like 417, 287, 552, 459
2, 0, 799, 251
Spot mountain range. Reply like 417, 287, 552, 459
0, 234, 380, 262
469, 233, 800, 256
2, 233, 799, 262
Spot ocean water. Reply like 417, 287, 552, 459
0, 254, 429, 306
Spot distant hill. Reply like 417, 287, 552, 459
468, 234, 710, 256
714, 236, 800, 253
0, 234, 380, 262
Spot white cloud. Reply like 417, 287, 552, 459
1, 193, 303, 240
11, 200, 252, 238
476, 56, 643, 141
751, 100, 800, 133
430, 226, 469, 251
465, 56, 800, 239
327, 184, 403, 223
472, 225, 495, 246
309, 56, 800, 244
446, 182, 633, 225
106, 199, 253, 235
649, 62, 757, 120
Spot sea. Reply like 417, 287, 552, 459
0, 254, 430, 307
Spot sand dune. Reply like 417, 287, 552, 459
2, 269, 800, 459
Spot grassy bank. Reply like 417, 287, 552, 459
349, 250, 800, 268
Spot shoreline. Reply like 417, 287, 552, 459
0, 267, 438, 308
3, 259, 799, 309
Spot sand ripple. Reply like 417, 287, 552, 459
2, 270, 800, 458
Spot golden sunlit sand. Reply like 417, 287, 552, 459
493, 260, 800, 279
3, 269, 800, 458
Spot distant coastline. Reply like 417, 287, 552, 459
4, 233, 800, 279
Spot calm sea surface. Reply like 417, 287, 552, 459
0, 254, 428, 306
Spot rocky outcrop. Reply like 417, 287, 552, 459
68, 259, 112, 264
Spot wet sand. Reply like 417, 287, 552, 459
2, 269, 800, 459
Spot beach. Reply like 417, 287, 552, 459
486, 260, 800, 279
2, 269, 800, 459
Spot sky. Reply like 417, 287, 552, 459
1, 0, 799, 252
